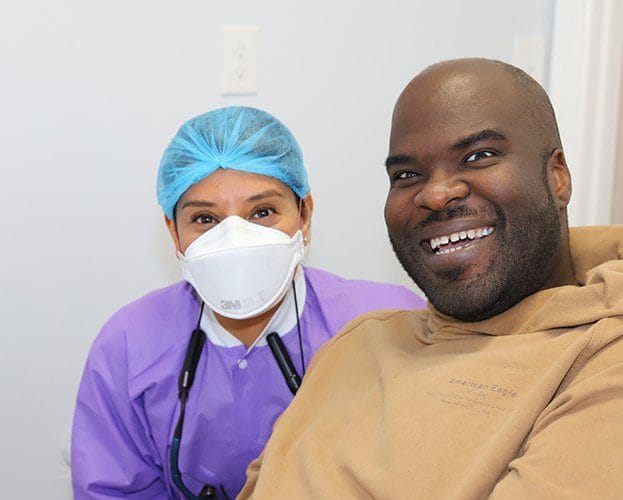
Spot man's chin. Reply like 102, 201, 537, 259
413, 262, 490, 294
416, 272, 505, 322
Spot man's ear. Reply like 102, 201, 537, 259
547, 148, 572, 209
165, 215, 182, 253
299, 193, 314, 244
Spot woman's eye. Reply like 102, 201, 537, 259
464, 150, 495, 163
252, 207, 275, 219
194, 214, 215, 225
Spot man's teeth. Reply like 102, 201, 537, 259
429, 226, 494, 251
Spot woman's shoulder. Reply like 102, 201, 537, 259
105, 281, 196, 326
90, 281, 198, 361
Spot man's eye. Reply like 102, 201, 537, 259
252, 207, 275, 219
393, 171, 421, 181
464, 150, 495, 163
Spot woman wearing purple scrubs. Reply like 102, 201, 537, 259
71, 106, 424, 499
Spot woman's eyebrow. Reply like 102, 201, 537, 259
449, 129, 508, 153
179, 190, 287, 210
247, 190, 287, 202
179, 200, 217, 210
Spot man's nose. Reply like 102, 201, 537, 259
414, 172, 469, 211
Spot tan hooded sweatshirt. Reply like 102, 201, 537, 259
239, 226, 623, 499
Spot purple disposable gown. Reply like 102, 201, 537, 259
72, 267, 424, 499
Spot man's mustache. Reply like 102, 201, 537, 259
417, 204, 499, 230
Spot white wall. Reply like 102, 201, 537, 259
549, 0, 623, 227
0, 1, 554, 497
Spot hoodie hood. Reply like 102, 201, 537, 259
425, 226, 623, 338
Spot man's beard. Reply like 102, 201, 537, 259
389, 195, 561, 322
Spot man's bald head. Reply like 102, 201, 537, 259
394, 58, 562, 164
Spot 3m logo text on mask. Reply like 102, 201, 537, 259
220, 300, 242, 310
220, 296, 264, 311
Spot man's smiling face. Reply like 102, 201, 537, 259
384, 62, 571, 321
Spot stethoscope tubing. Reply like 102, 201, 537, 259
170, 282, 304, 499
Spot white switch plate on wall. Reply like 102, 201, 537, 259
221, 25, 259, 95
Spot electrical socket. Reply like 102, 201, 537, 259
221, 25, 259, 95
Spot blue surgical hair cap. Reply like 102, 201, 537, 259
157, 106, 310, 219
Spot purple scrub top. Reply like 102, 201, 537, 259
72, 267, 424, 499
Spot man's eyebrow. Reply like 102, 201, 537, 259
385, 154, 416, 169
449, 129, 508, 153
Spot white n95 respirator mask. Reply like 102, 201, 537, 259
178, 216, 306, 320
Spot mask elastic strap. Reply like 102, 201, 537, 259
294, 197, 306, 372
292, 280, 305, 375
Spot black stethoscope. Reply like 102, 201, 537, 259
170, 283, 305, 499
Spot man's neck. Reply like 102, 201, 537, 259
539, 237, 578, 291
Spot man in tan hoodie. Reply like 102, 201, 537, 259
238, 59, 623, 499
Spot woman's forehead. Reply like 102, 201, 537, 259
180, 168, 296, 204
